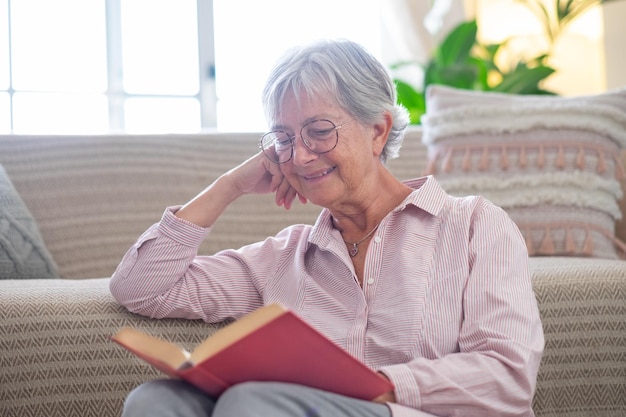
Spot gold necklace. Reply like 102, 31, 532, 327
343, 223, 380, 257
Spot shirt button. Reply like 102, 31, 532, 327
367, 278, 375, 285
374, 236, 381, 243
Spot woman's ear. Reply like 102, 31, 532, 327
371, 111, 393, 157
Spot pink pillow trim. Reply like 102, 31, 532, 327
521, 221, 626, 259
424, 141, 624, 178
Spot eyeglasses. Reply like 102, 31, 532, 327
259, 119, 351, 164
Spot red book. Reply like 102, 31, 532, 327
111, 303, 394, 401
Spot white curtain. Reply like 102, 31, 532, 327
380, 0, 466, 88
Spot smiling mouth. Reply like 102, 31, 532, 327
303, 166, 335, 180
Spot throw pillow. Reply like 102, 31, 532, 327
421, 85, 626, 259
0, 164, 59, 279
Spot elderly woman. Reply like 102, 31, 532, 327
110, 39, 543, 417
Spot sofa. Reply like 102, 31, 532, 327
0, 128, 625, 417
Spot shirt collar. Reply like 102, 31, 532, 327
308, 175, 449, 247
399, 175, 448, 217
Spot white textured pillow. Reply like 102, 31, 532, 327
0, 164, 59, 279
421, 85, 626, 259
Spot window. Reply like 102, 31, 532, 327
213, 0, 381, 132
1, 0, 381, 134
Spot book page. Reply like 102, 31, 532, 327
189, 303, 287, 364
112, 327, 190, 370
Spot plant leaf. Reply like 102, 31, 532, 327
394, 80, 426, 125
493, 65, 556, 94
388, 60, 423, 71
436, 20, 478, 66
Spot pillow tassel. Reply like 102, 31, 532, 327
576, 146, 585, 170
565, 226, 577, 254
596, 150, 607, 174
462, 147, 472, 171
479, 146, 490, 171
614, 153, 626, 179
582, 227, 594, 256
525, 229, 535, 255
555, 145, 566, 170
500, 145, 509, 170
443, 148, 454, 172
612, 236, 626, 260
519, 145, 527, 169
425, 152, 438, 175
539, 227, 555, 255
537, 145, 546, 169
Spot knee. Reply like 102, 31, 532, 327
215, 382, 319, 417
214, 382, 281, 415
217, 381, 266, 404
122, 380, 181, 417
122, 380, 162, 417
122, 379, 213, 417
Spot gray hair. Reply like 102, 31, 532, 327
261, 39, 409, 163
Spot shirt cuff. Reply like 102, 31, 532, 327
379, 363, 422, 410
159, 206, 211, 247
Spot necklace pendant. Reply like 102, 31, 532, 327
349, 244, 359, 257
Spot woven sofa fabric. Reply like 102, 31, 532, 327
530, 257, 626, 416
0, 164, 58, 279
0, 130, 427, 279
0, 278, 226, 417
0, 134, 322, 279
421, 85, 626, 260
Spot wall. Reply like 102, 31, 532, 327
465, 0, 626, 95
603, 1, 626, 90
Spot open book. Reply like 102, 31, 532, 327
111, 303, 394, 401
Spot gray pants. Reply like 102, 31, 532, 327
121, 379, 391, 417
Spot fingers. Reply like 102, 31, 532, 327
258, 153, 306, 210
271, 171, 305, 210
283, 187, 298, 210
273, 175, 293, 208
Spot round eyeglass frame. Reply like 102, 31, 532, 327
259, 119, 350, 164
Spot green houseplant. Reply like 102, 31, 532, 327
394, 0, 621, 124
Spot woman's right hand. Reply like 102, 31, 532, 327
226, 152, 306, 209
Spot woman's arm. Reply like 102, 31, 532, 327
109, 152, 303, 321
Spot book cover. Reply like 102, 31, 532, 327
111, 303, 394, 401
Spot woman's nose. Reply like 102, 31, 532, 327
291, 134, 317, 165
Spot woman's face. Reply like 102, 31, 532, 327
274, 90, 384, 209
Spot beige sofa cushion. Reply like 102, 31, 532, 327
0, 130, 426, 279
0, 278, 225, 417
529, 257, 626, 415
0, 134, 324, 279
1, 257, 625, 417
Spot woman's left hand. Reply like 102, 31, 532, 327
372, 373, 396, 403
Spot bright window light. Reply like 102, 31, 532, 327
0, 92, 10, 133
0, 0, 9, 90
3, 0, 383, 134
12, 92, 109, 134
10, 0, 107, 92
124, 97, 201, 133
213, 0, 382, 132
121, 0, 200, 95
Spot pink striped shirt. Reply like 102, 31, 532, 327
110, 175, 543, 417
